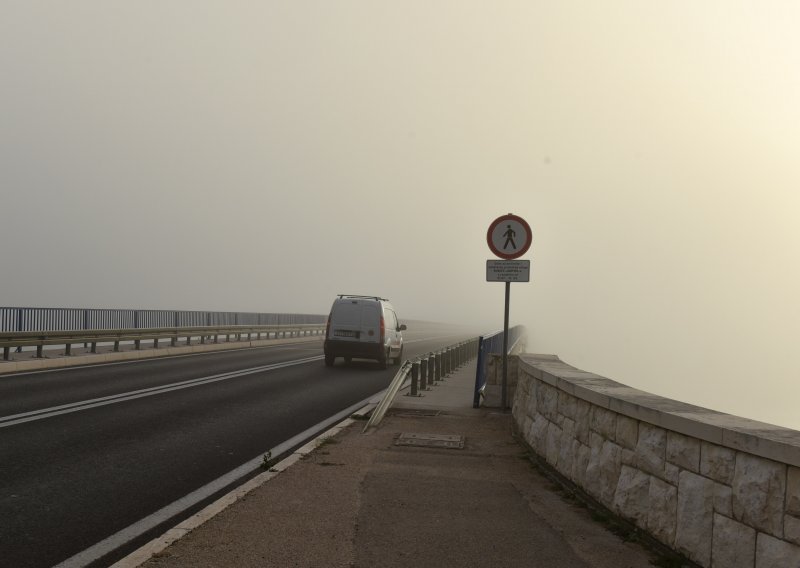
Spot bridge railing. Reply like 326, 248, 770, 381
363, 337, 481, 431
473, 325, 526, 408
0, 324, 326, 361
0, 306, 326, 333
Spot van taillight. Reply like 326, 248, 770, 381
380, 315, 385, 342
325, 318, 331, 339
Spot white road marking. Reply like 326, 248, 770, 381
0, 355, 323, 428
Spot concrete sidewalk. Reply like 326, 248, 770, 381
122, 360, 660, 568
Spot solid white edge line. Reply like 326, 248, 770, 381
53, 395, 382, 568
0, 356, 324, 428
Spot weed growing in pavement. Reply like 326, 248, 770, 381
261, 451, 275, 470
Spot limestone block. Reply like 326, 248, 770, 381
529, 413, 549, 454
572, 441, 591, 487
732, 453, 787, 537
518, 415, 532, 441
511, 395, 524, 419
648, 476, 677, 546
591, 406, 617, 440
701, 442, 736, 485
515, 374, 531, 398
675, 470, 715, 566
584, 432, 605, 499
613, 465, 651, 527
528, 375, 539, 398
562, 417, 576, 442
538, 382, 559, 422
621, 448, 637, 467
786, 515, 800, 547
667, 431, 701, 473
711, 513, 756, 568
637, 423, 667, 477
664, 462, 680, 485
714, 482, 733, 517
756, 533, 800, 568
574, 399, 591, 445
788, 467, 800, 516
616, 415, 638, 450
558, 430, 575, 478
558, 391, 577, 420
546, 422, 563, 467
598, 440, 623, 507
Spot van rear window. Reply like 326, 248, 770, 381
332, 303, 362, 326
332, 302, 380, 328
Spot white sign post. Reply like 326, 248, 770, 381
486, 213, 532, 410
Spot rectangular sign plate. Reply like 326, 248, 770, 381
486, 260, 530, 282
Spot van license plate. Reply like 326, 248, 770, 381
334, 330, 355, 337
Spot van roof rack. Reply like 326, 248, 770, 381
337, 294, 388, 301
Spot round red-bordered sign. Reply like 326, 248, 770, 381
487, 214, 532, 259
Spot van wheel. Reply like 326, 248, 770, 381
393, 347, 403, 366
378, 349, 388, 369
324, 354, 334, 367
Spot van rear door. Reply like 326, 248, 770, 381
330, 300, 380, 344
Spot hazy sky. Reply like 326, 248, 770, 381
3, 2, 800, 429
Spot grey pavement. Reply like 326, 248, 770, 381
121, 359, 659, 568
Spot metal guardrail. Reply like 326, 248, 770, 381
0, 324, 326, 361
473, 325, 526, 408
363, 338, 480, 431
0, 307, 326, 333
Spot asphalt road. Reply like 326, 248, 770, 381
0, 321, 477, 568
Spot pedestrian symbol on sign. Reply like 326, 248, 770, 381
503, 225, 517, 250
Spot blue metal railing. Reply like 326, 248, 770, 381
473, 325, 525, 408
0, 307, 326, 333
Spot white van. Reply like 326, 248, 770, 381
324, 295, 406, 368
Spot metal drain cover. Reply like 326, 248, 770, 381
395, 433, 464, 449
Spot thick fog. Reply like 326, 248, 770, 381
2, 3, 800, 429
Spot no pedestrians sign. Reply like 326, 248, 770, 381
487, 214, 532, 260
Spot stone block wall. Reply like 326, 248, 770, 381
512, 354, 800, 568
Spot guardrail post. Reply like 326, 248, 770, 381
91, 341, 97, 353
420, 358, 428, 390
114, 340, 120, 352
435, 351, 441, 381
153, 338, 159, 349
65, 343, 72, 356
409, 360, 420, 396
135, 339, 141, 350
3, 346, 9, 361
